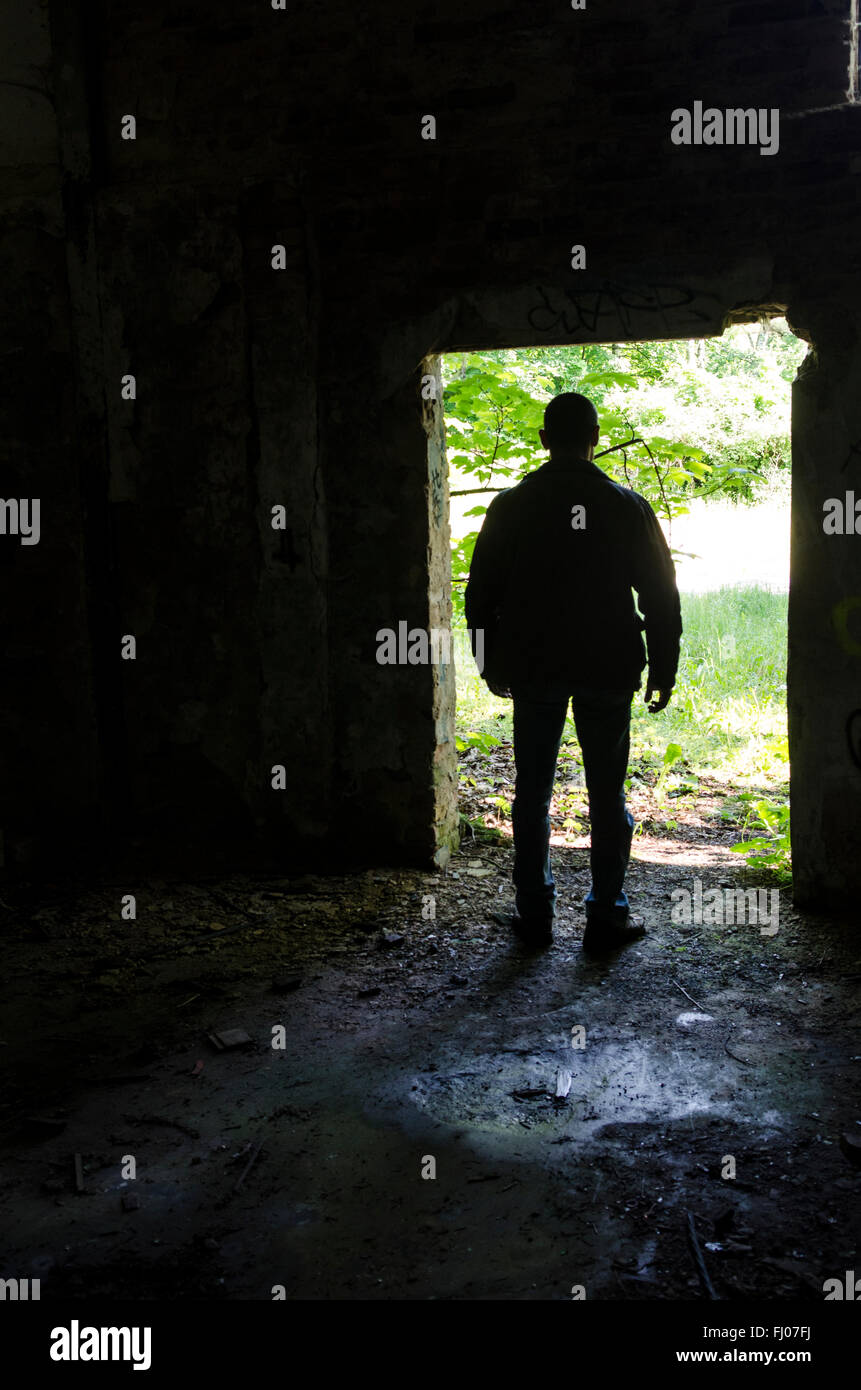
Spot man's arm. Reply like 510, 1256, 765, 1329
464, 494, 511, 691
629, 496, 682, 710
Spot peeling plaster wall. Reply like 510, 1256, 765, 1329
1, 0, 860, 902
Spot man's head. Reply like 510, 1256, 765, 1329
539, 392, 600, 459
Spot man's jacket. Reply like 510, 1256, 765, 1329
464, 453, 682, 691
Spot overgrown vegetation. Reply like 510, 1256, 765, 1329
456, 586, 787, 780
445, 325, 803, 881
443, 321, 805, 621
454, 586, 791, 881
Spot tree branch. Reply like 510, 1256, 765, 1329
594, 435, 639, 459
483, 400, 504, 490
450, 487, 507, 496
599, 429, 673, 527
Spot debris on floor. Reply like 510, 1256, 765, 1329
0, 832, 859, 1299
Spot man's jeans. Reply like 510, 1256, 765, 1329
510, 682, 636, 925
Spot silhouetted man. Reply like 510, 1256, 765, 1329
465, 391, 682, 953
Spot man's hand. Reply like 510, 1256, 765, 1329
486, 679, 512, 700
645, 681, 673, 713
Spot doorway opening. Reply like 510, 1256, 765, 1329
440, 320, 807, 890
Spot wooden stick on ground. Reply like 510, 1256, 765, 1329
671, 979, 706, 1011
686, 1211, 719, 1300
233, 1137, 263, 1193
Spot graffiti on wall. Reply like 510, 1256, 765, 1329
840, 439, 861, 473
527, 281, 716, 338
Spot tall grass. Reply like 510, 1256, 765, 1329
455, 585, 788, 790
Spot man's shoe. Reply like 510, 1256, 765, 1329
490, 908, 554, 945
511, 910, 554, 946
582, 915, 646, 955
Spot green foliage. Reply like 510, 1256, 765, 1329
556, 788, 586, 838
629, 587, 788, 782
450, 532, 480, 622
456, 585, 789, 797
444, 323, 806, 617
662, 742, 684, 769
652, 741, 699, 806
457, 812, 506, 845
730, 796, 792, 882
455, 729, 501, 754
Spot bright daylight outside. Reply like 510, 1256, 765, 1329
444, 320, 806, 890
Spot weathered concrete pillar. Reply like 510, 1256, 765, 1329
323, 348, 457, 867
789, 306, 861, 909
424, 354, 458, 864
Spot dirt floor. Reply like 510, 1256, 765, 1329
1, 756, 860, 1301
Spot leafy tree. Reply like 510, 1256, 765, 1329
443, 324, 806, 620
